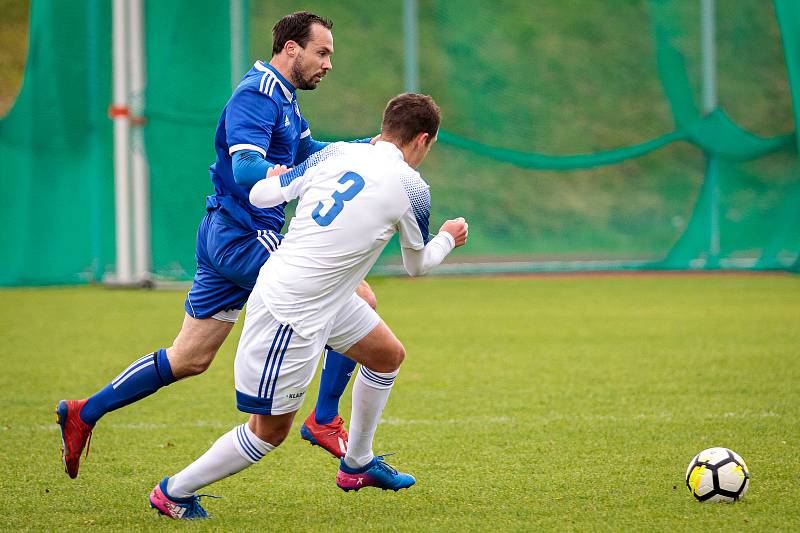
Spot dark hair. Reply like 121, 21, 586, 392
272, 11, 333, 56
381, 93, 441, 146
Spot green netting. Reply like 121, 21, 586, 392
144, 1, 236, 279
1, 0, 798, 286
0, 0, 113, 286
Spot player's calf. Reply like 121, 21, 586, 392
56, 315, 234, 478
167, 315, 234, 379
56, 348, 176, 478
153, 419, 280, 517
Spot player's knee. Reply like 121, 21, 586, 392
167, 344, 217, 378
252, 426, 289, 447
185, 351, 215, 376
249, 415, 293, 447
373, 340, 405, 372
392, 342, 406, 369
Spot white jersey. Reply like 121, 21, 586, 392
253, 141, 432, 337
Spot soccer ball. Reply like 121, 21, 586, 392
685, 447, 750, 502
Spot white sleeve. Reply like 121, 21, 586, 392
249, 142, 348, 208
401, 231, 455, 277
249, 167, 311, 208
396, 175, 431, 251
249, 175, 289, 207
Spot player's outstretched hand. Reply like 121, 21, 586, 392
268, 164, 290, 178
370, 134, 382, 144
440, 217, 468, 247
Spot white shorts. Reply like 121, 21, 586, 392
212, 308, 241, 323
234, 290, 380, 415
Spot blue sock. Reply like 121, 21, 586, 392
315, 348, 357, 424
80, 348, 176, 426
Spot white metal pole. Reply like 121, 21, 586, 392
129, 0, 151, 283
403, 0, 419, 93
701, 0, 717, 114
230, 0, 246, 88
112, 0, 132, 283
701, 0, 720, 262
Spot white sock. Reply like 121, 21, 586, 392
166, 423, 274, 498
344, 366, 398, 469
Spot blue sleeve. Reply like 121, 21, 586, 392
226, 88, 279, 157
294, 135, 330, 165
293, 112, 374, 163
294, 134, 375, 164
232, 150, 277, 191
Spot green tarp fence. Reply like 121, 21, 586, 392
1, 0, 797, 285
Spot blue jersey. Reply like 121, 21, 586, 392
209, 61, 310, 231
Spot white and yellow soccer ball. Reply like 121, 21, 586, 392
685, 447, 750, 502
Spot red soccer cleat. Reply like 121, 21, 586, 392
299, 408, 349, 458
55, 399, 94, 479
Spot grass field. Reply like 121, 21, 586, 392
1, 274, 798, 531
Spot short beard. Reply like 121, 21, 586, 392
291, 60, 317, 91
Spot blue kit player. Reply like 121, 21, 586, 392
56, 11, 369, 478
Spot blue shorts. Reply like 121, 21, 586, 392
185, 207, 283, 320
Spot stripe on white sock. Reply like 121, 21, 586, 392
233, 423, 274, 463
359, 367, 398, 389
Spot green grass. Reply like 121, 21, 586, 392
1, 274, 799, 530
0, 0, 29, 116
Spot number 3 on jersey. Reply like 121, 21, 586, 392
312, 171, 365, 227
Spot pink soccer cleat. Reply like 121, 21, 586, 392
336, 454, 416, 492
149, 477, 211, 519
